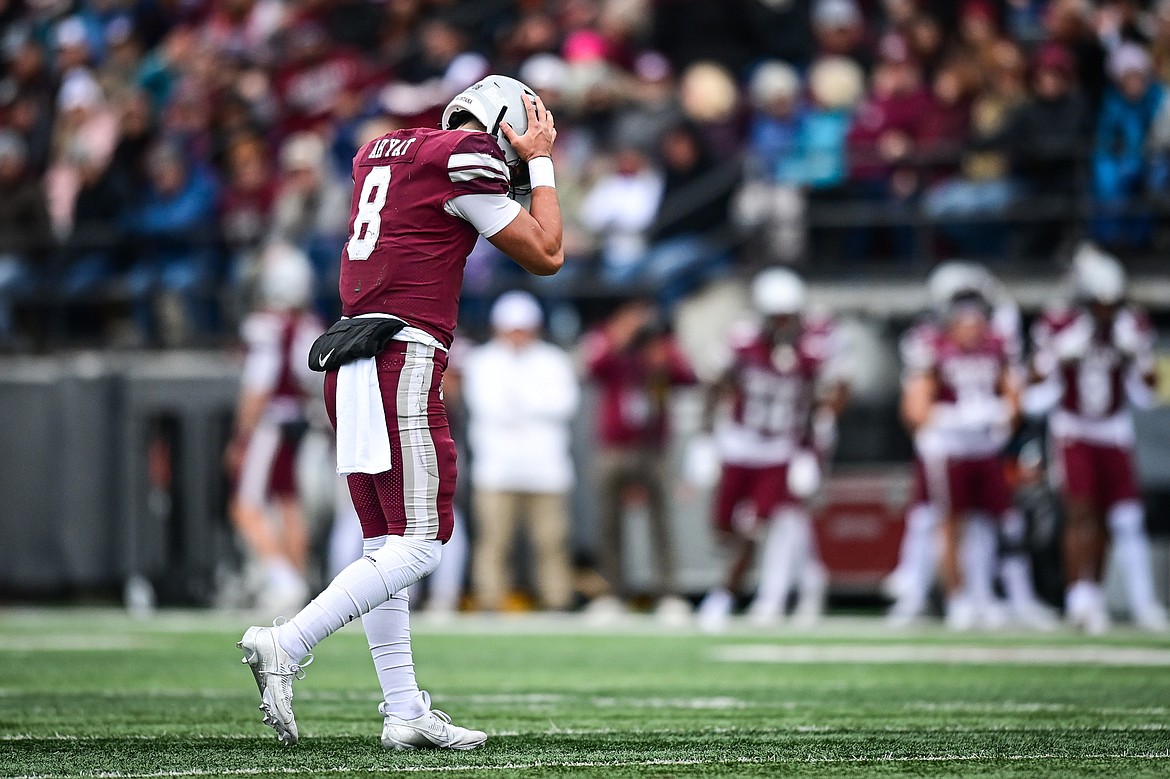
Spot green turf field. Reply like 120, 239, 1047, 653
2, 609, 1169, 778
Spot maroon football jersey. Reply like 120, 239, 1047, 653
1033, 306, 1154, 419
340, 127, 511, 347
727, 330, 822, 438
924, 328, 1007, 405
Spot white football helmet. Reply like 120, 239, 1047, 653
1070, 242, 1125, 305
751, 267, 807, 316
442, 75, 537, 168
259, 242, 314, 311
927, 261, 987, 311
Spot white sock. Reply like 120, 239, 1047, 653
276, 536, 441, 659
961, 514, 998, 608
1109, 500, 1161, 614
364, 590, 425, 719
998, 510, 1039, 607
753, 509, 806, 612
795, 532, 827, 617
898, 503, 939, 608
1066, 579, 1093, 614
1000, 555, 1036, 607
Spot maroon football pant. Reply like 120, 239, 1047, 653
324, 341, 456, 543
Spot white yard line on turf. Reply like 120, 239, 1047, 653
9, 608, 1168, 642
0, 636, 146, 651
9, 753, 1170, 778
3, 687, 1169, 718
7, 723, 1170, 744
713, 643, 1170, 666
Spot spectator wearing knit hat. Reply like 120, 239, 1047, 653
813, 0, 872, 72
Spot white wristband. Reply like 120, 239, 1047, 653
528, 156, 555, 189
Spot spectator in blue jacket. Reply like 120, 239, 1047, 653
1092, 43, 1164, 250
124, 141, 220, 344
745, 61, 805, 183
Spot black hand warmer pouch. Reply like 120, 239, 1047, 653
308, 317, 408, 372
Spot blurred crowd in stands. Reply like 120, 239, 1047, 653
2, 0, 1170, 349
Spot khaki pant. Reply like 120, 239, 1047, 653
472, 489, 573, 610
595, 447, 676, 598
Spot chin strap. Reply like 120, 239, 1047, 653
489, 106, 507, 136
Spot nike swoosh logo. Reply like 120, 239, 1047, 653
318, 349, 335, 368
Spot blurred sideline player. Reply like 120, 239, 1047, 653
238, 76, 564, 750
694, 268, 848, 632
225, 243, 324, 613
886, 262, 1026, 624
900, 270, 1053, 630
1027, 245, 1167, 634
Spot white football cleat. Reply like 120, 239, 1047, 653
238, 624, 312, 746
381, 692, 487, 751
1009, 599, 1059, 631
583, 595, 627, 626
792, 564, 828, 628
975, 599, 1009, 631
1067, 587, 1110, 636
945, 594, 977, 632
696, 588, 734, 634
886, 595, 928, 628
654, 595, 693, 627
745, 597, 783, 628
1133, 604, 1170, 633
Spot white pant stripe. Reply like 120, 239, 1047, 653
397, 343, 440, 539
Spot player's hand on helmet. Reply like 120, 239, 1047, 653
501, 94, 556, 162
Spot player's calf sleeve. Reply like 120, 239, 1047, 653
1108, 500, 1160, 612
997, 510, 1038, 605
795, 529, 827, 618
961, 515, 998, 604
277, 537, 441, 659
754, 509, 807, 609
900, 503, 940, 599
363, 591, 426, 719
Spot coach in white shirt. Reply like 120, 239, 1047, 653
463, 291, 580, 611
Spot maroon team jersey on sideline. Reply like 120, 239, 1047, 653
340, 127, 511, 347
909, 326, 1008, 405
1033, 306, 1154, 419
727, 328, 825, 444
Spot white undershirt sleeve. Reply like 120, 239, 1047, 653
444, 193, 523, 238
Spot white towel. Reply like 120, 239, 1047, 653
334, 356, 393, 475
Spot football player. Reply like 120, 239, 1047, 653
886, 262, 1042, 626
225, 243, 324, 614
900, 269, 1053, 630
695, 268, 848, 632
1027, 244, 1167, 633
238, 76, 563, 749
